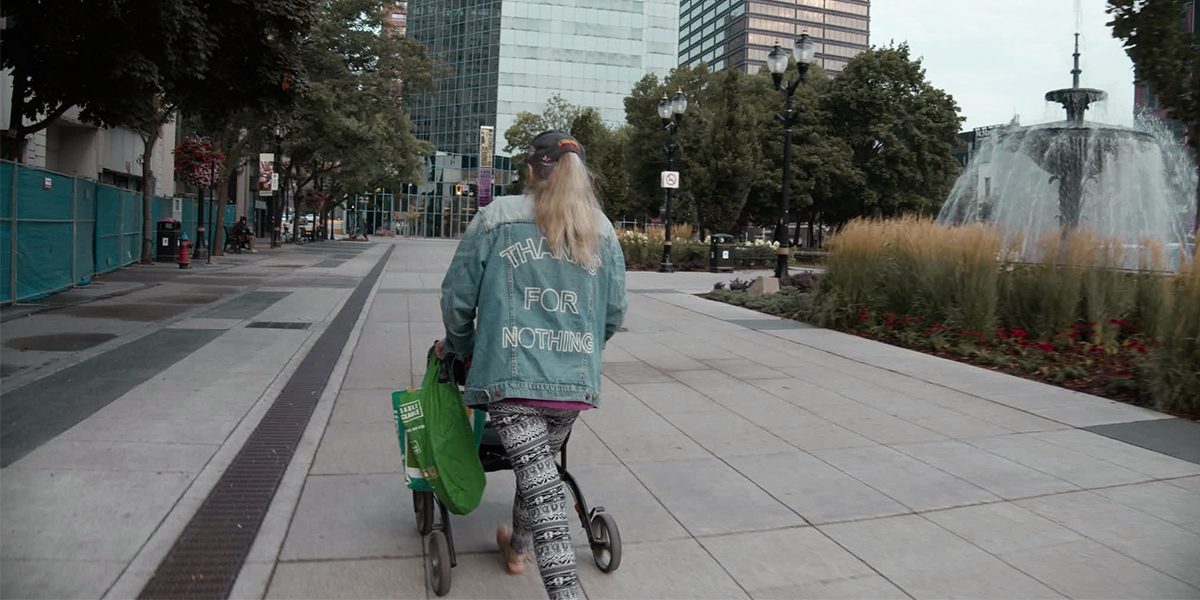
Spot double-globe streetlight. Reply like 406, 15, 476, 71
656, 89, 688, 273
766, 33, 817, 279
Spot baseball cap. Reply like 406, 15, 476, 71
522, 131, 586, 171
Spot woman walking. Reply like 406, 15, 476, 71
437, 131, 628, 600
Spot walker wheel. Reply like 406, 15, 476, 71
429, 530, 452, 596
414, 490, 434, 535
589, 512, 621, 573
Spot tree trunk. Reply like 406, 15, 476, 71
1, 73, 70, 162
139, 128, 160, 264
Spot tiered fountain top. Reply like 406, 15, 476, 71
1044, 33, 1107, 123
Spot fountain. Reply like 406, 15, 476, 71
938, 34, 1195, 258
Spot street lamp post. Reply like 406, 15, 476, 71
767, 34, 817, 279
271, 124, 289, 248
657, 89, 688, 273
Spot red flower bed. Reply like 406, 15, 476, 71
844, 306, 1160, 409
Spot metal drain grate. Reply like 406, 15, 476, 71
246, 321, 311, 330
138, 246, 394, 600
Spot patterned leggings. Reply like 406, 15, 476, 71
489, 403, 581, 600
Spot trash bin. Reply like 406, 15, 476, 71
156, 219, 181, 261
710, 234, 734, 273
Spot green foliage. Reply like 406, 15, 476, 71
686, 69, 761, 234
821, 44, 964, 224
1108, 0, 1200, 158
810, 218, 1200, 415
743, 62, 859, 238
287, 0, 435, 200
708, 288, 814, 319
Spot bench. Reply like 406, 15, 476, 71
223, 225, 247, 254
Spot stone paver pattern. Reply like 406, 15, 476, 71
2, 237, 1198, 599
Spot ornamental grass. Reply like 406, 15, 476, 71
812, 217, 1198, 415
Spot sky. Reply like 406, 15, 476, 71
869, 0, 1137, 131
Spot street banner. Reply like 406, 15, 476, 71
259, 154, 274, 197
478, 126, 495, 208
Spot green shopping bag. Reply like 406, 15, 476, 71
392, 354, 486, 515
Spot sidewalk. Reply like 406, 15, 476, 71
2, 237, 1199, 599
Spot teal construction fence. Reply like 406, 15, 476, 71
1, 160, 236, 306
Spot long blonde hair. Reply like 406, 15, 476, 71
527, 151, 602, 270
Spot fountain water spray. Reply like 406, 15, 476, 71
938, 35, 1195, 261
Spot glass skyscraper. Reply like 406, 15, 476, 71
677, 0, 869, 75
407, 0, 679, 157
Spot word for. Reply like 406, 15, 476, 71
498, 236, 597, 274
524, 287, 579, 313
502, 327, 595, 354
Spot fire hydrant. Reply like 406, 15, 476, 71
178, 233, 192, 269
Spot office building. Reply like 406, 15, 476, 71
406, 0, 679, 157
678, 0, 869, 75
385, 2, 409, 36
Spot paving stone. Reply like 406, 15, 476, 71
751, 575, 910, 600
1030, 429, 1200, 479
764, 417, 877, 451
703, 358, 788, 380
601, 361, 674, 384
9, 439, 217, 474
1015, 490, 1197, 552
811, 445, 998, 511
669, 411, 795, 459
568, 463, 691, 544
998, 539, 1200, 600
717, 393, 823, 430
0, 468, 191, 562
1031, 401, 1175, 427
1169, 475, 1200, 493
329, 387, 400, 424
563, 421, 622, 466
0, 558, 125, 600
923, 502, 1086, 555
727, 451, 908, 523
892, 440, 1078, 500
58, 415, 238, 445
897, 555, 1068, 599
266, 558, 425, 599
959, 404, 1070, 433
279, 474, 423, 560
907, 414, 1015, 439
818, 514, 995, 575
699, 526, 875, 593
310, 421, 403, 475
630, 457, 804, 536
576, 539, 749, 599
981, 389, 1106, 412
1085, 418, 1200, 465
815, 407, 948, 445
598, 431, 713, 464
622, 381, 726, 414
670, 369, 776, 402
966, 433, 1151, 488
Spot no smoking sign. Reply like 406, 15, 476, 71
660, 171, 680, 189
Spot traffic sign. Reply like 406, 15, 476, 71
661, 171, 680, 189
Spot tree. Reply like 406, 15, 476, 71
680, 69, 761, 235
822, 44, 964, 225
502, 95, 591, 195
285, 0, 436, 239
742, 61, 859, 244
621, 63, 713, 223
1108, 0, 1200, 232
1, 0, 314, 262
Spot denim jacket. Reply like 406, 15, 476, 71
440, 194, 628, 407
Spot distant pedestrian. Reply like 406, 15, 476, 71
234, 216, 257, 253
437, 131, 628, 600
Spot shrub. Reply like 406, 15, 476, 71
810, 217, 1200, 415
709, 287, 813, 319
